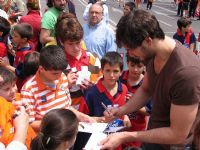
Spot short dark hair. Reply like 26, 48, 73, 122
40, 45, 68, 70
0, 67, 16, 87
177, 18, 192, 30
55, 12, 83, 44
101, 52, 123, 71
127, 54, 144, 65
116, 10, 165, 49
31, 109, 79, 150
23, 51, 40, 77
0, 17, 11, 37
13, 23, 33, 40
124, 2, 136, 11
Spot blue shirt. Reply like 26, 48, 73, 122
83, 21, 117, 58
173, 32, 196, 48
83, 79, 127, 116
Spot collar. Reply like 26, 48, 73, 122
27, 10, 40, 15
88, 20, 104, 29
17, 43, 32, 52
96, 78, 123, 93
35, 70, 64, 91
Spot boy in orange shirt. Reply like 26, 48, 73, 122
0, 66, 36, 149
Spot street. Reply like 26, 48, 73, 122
39, 0, 200, 37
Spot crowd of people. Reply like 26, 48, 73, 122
0, 0, 200, 150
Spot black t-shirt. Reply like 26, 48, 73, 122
145, 43, 200, 150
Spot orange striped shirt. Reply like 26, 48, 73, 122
20, 71, 71, 122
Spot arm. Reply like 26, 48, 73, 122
101, 103, 198, 149
117, 73, 151, 116
40, 28, 55, 45
189, 33, 197, 51
30, 121, 41, 133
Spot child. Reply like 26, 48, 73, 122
80, 52, 129, 120
20, 45, 96, 132
123, 2, 136, 15
120, 52, 151, 148
0, 66, 36, 148
0, 10, 11, 64
55, 12, 102, 110
173, 18, 196, 51
31, 109, 78, 150
11, 23, 34, 68
0, 51, 40, 92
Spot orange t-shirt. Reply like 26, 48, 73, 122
0, 96, 36, 149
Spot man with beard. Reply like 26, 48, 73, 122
40, 0, 75, 45
83, 3, 116, 59
100, 10, 200, 150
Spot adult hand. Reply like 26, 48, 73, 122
80, 78, 94, 90
103, 107, 121, 122
100, 132, 127, 150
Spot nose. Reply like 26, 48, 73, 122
61, 0, 65, 4
11, 84, 17, 94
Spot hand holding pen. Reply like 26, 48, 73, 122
101, 102, 119, 122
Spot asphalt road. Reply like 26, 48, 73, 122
39, 0, 199, 37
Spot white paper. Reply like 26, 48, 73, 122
83, 132, 107, 150
78, 122, 108, 133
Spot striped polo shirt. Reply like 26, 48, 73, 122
20, 71, 71, 122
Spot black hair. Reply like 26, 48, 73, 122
0, 66, 16, 87
0, 17, 11, 38
177, 18, 192, 30
23, 51, 40, 77
116, 9, 165, 49
127, 54, 144, 65
124, 2, 136, 11
31, 109, 79, 150
39, 45, 68, 71
101, 52, 123, 71
13, 23, 33, 40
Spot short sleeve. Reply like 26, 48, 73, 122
190, 33, 197, 45
170, 67, 200, 105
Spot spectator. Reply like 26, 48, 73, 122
83, 3, 117, 59
40, 0, 76, 45
100, 10, 200, 150
55, 12, 102, 109
173, 18, 196, 51
83, 0, 109, 23
0, 67, 36, 149
19, 0, 42, 51
0, 0, 25, 23
20, 45, 95, 132
0, 51, 40, 92
30, 109, 78, 150
123, 2, 136, 15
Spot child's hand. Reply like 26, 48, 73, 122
0, 57, 9, 67
80, 79, 94, 90
67, 71, 78, 88
125, 92, 133, 101
7, 44, 16, 56
123, 115, 131, 128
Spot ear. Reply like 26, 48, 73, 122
23, 37, 28, 43
63, 141, 70, 149
143, 37, 152, 47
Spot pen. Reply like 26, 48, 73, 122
101, 102, 111, 115
79, 123, 85, 129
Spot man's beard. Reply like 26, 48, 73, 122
55, 5, 66, 11
141, 46, 155, 65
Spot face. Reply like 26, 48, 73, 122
12, 30, 23, 45
182, 25, 191, 33
63, 40, 82, 58
39, 66, 63, 82
89, 4, 103, 26
0, 82, 17, 102
123, 5, 131, 15
53, 0, 67, 11
125, 40, 155, 65
127, 61, 145, 79
102, 63, 122, 87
